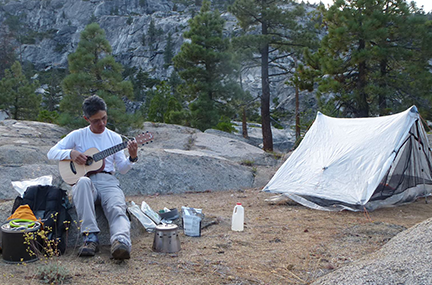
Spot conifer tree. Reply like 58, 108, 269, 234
60, 23, 136, 131
163, 32, 174, 68
229, 0, 312, 151
0, 61, 40, 120
315, 0, 432, 117
173, 0, 242, 131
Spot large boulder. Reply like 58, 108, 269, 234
312, 217, 432, 285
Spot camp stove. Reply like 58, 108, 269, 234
152, 224, 181, 253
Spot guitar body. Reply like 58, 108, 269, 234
59, 148, 105, 185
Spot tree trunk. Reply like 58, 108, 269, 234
242, 106, 248, 139
379, 59, 388, 115
356, 39, 369, 117
295, 84, 300, 140
261, 22, 273, 152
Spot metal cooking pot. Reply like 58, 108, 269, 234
1, 220, 41, 263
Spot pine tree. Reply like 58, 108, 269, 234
163, 32, 174, 68
0, 24, 16, 78
229, 0, 312, 151
60, 23, 136, 132
315, 0, 432, 117
173, 0, 242, 131
0, 61, 40, 120
147, 81, 171, 123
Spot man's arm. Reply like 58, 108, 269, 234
47, 130, 85, 164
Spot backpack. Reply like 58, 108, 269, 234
11, 185, 72, 255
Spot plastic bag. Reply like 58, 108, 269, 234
127, 201, 157, 232
181, 206, 204, 237
11, 175, 53, 198
141, 201, 161, 224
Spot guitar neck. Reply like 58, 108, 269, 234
92, 141, 128, 162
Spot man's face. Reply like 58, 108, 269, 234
84, 110, 107, 134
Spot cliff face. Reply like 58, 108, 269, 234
1, 0, 188, 77
0, 0, 315, 131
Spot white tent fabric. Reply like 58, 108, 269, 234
263, 106, 432, 211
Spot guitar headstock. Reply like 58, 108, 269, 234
135, 131, 154, 145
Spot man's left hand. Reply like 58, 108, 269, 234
127, 139, 138, 159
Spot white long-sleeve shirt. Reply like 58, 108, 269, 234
47, 126, 133, 174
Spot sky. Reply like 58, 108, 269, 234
309, 0, 432, 13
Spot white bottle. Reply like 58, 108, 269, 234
231, 202, 244, 231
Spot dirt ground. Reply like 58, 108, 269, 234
1, 187, 432, 285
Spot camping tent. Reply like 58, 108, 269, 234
263, 106, 432, 211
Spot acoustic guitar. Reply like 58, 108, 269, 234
59, 132, 153, 185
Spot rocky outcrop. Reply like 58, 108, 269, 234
312, 217, 432, 285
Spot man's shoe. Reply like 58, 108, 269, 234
111, 239, 130, 260
78, 241, 99, 257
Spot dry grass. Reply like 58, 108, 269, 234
1, 188, 432, 284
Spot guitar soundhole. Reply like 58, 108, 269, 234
85, 157, 93, 166
69, 161, 77, 175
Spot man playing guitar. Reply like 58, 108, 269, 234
47, 95, 138, 260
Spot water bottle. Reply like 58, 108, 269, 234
231, 202, 244, 231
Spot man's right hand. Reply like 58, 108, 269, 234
70, 150, 88, 165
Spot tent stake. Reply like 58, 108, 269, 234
363, 207, 372, 222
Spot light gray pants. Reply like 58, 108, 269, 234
72, 172, 131, 248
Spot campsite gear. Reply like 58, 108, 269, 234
7, 205, 37, 221
263, 106, 432, 211
181, 207, 204, 237
141, 201, 162, 224
1, 220, 42, 263
58, 132, 153, 185
11, 175, 53, 198
152, 224, 181, 253
231, 203, 244, 231
9, 219, 36, 228
127, 201, 157, 232
159, 208, 179, 221
11, 185, 72, 254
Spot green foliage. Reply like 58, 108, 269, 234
37, 110, 59, 123
313, 0, 432, 118
60, 23, 139, 132
173, 0, 242, 131
190, 95, 219, 131
0, 61, 41, 120
36, 262, 71, 284
163, 32, 174, 68
229, 0, 317, 151
147, 81, 187, 124
127, 16, 133, 25
147, 19, 164, 49
214, 116, 237, 133
147, 81, 171, 122
0, 25, 16, 78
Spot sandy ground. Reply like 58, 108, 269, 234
1, 188, 432, 285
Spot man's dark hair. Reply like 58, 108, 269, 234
82, 95, 107, 118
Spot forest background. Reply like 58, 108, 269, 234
0, 0, 432, 152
